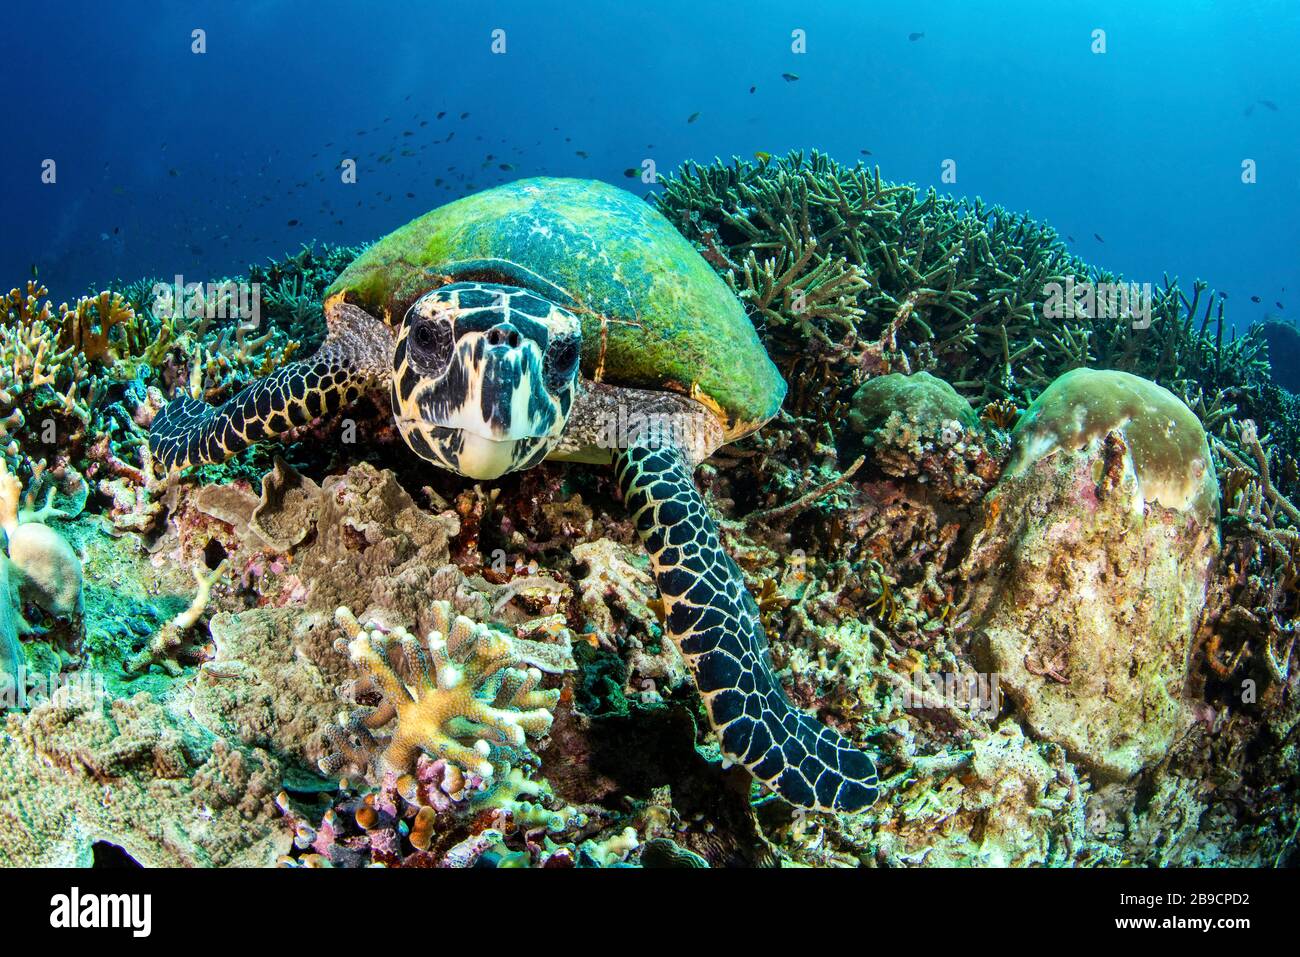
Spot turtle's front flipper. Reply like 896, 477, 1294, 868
615, 445, 879, 813
150, 302, 392, 470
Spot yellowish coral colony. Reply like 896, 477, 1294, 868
0, 154, 1297, 868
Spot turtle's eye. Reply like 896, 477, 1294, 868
545, 335, 580, 390
408, 318, 453, 373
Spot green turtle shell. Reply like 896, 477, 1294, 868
325, 177, 785, 439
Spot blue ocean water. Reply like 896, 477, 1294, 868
3, 0, 1297, 332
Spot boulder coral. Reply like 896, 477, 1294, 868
849, 370, 1001, 503
0, 458, 83, 688
960, 368, 1220, 780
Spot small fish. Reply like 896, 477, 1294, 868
623, 168, 638, 178
687, 112, 700, 123
749, 85, 756, 93
781, 72, 799, 82
909, 32, 925, 41
168, 168, 179, 177
460, 112, 470, 119
575, 150, 589, 158
1259, 99, 1279, 111
406, 192, 415, 198
1067, 235, 1075, 243
499, 163, 514, 171
1252, 295, 1262, 303
1278, 301, 1286, 309
287, 218, 300, 226
859, 148, 872, 156
754, 150, 771, 163
1094, 233, 1104, 243
437, 111, 446, 119
30, 263, 37, 278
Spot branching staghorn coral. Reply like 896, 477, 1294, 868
320, 601, 571, 792
655, 152, 1289, 465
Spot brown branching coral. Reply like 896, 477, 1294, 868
320, 601, 573, 790
127, 559, 228, 675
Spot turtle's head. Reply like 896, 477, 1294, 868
391, 282, 582, 480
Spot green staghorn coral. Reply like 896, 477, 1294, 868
655, 151, 1294, 499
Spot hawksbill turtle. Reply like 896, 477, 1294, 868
150, 177, 879, 813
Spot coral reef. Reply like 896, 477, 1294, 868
0, 686, 289, 866
1, 154, 1296, 869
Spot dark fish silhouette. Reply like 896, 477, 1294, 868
1279, 302, 1286, 309
1094, 233, 1104, 242
781, 72, 799, 82
287, 219, 299, 226
860, 148, 872, 155
687, 112, 700, 123
624, 168, 638, 178
1252, 296, 1261, 303
909, 32, 925, 41
749, 85, 756, 93
1259, 99, 1279, 111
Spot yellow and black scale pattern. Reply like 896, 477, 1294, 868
615, 444, 879, 812
150, 302, 392, 470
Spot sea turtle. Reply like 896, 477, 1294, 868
150, 177, 879, 813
